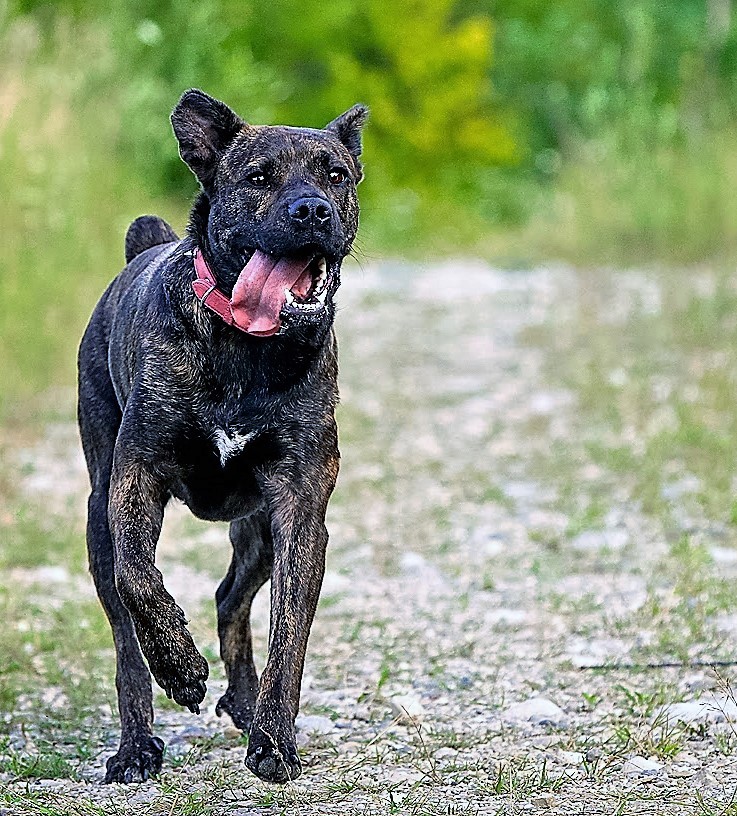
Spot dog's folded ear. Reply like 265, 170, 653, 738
171, 89, 245, 189
325, 104, 369, 177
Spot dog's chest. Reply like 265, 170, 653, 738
211, 426, 257, 466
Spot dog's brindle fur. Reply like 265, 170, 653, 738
77, 90, 367, 784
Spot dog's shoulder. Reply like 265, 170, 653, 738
125, 215, 179, 264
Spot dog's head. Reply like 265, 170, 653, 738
171, 89, 367, 337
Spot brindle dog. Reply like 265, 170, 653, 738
77, 89, 367, 784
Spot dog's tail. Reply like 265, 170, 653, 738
125, 215, 179, 264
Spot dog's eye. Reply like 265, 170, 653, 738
328, 168, 348, 186
246, 171, 268, 187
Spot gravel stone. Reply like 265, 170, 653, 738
9, 264, 737, 813
623, 756, 664, 777
295, 714, 335, 735
502, 697, 568, 727
389, 693, 426, 724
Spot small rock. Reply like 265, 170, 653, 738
399, 552, 428, 573
389, 694, 425, 724
223, 725, 242, 739
692, 770, 719, 792
530, 735, 559, 748
558, 750, 583, 766
570, 529, 628, 551
502, 697, 568, 727
680, 672, 708, 693
670, 764, 695, 778
661, 476, 700, 501
657, 695, 737, 726
434, 747, 458, 761
484, 608, 529, 627
657, 701, 710, 725
709, 546, 737, 565
352, 704, 372, 722
565, 635, 630, 668
321, 571, 351, 596
295, 714, 335, 735
531, 793, 556, 809
623, 755, 663, 777
34, 779, 67, 789
384, 768, 422, 784
585, 747, 603, 764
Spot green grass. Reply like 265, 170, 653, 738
0, 506, 85, 571
488, 125, 737, 268
0, 19, 184, 418
0, 587, 112, 721
523, 269, 737, 531
5, 14, 737, 423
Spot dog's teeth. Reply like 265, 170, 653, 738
316, 288, 328, 304
284, 289, 295, 304
317, 257, 327, 274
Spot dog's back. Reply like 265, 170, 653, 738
125, 215, 179, 264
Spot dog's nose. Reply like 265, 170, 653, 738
289, 197, 332, 227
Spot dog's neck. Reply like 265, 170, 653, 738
169, 193, 336, 391
186, 193, 231, 287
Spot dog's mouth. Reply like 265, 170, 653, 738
230, 250, 332, 337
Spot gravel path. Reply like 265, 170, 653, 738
3, 260, 737, 815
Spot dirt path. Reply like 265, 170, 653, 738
3, 260, 737, 815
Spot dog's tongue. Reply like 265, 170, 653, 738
230, 250, 313, 336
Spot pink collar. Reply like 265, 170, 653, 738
191, 248, 245, 330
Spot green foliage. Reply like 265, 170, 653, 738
67, 0, 514, 246
5, 2, 737, 400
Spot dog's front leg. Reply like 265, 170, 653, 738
245, 450, 339, 783
109, 447, 209, 713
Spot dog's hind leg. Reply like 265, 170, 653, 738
78, 330, 164, 783
215, 512, 274, 731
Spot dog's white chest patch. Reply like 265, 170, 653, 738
212, 428, 256, 466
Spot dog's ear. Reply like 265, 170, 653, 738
171, 89, 245, 188
325, 104, 369, 171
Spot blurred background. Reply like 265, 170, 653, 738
2, 0, 737, 409
6, 5, 737, 804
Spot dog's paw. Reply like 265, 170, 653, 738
216, 687, 256, 732
146, 631, 209, 713
104, 735, 165, 784
245, 727, 301, 783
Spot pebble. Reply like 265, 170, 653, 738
529, 735, 559, 748
585, 747, 603, 764
502, 697, 568, 728
661, 475, 700, 501
692, 770, 719, 792
657, 696, 737, 726
570, 529, 628, 551
223, 725, 242, 739
484, 608, 529, 627
558, 750, 583, 766
389, 693, 426, 724
709, 546, 737, 565
434, 747, 458, 761
295, 714, 335, 735
531, 793, 557, 809
623, 756, 664, 777
384, 768, 423, 784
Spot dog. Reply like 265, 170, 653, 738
77, 89, 367, 784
